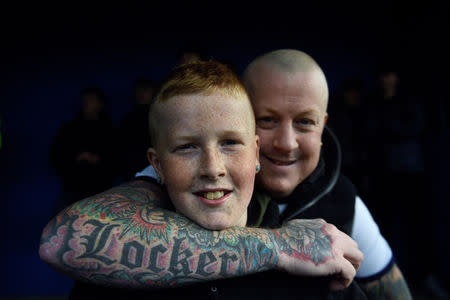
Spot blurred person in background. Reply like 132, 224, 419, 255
49, 86, 117, 215
327, 76, 370, 199
363, 63, 444, 297
118, 78, 156, 181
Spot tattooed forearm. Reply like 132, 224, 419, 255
39, 180, 278, 289
359, 264, 412, 300
40, 180, 350, 289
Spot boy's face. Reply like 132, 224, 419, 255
148, 91, 259, 230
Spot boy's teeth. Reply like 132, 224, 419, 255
205, 191, 224, 200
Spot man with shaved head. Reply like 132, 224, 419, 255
40, 50, 411, 299
241, 49, 412, 299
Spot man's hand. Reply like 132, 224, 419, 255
272, 219, 363, 290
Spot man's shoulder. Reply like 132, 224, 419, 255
327, 173, 357, 208
335, 173, 357, 193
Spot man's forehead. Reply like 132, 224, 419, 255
250, 68, 327, 110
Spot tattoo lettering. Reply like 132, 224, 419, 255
147, 244, 167, 273
40, 181, 279, 289
219, 253, 239, 276
196, 252, 217, 276
78, 220, 119, 265
169, 237, 193, 275
120, 241, 144, 269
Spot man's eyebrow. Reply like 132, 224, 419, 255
257, 107, 320, 116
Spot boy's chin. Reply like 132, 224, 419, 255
196, 214, 241, 231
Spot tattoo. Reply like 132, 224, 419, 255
40, 181, 336, 290
359, 264, 412, 300
274, 220, 332, 265
39, 180, 278, 289
73, 182, 173, 245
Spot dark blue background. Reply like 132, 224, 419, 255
1, 2, 448, 296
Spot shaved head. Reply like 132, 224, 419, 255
243, 49, 329, 112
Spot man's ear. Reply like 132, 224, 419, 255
147, 147, 164, 184
323, 112, 328, 127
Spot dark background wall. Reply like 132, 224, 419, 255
1, 1, 448, 296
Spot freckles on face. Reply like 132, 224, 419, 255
153, 92, 258, 229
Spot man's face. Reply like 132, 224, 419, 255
148, 91, 259, 230
249, 65, 328, 197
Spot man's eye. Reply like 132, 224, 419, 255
259, 117, 274, 123
222, 139, 239, 146
257, 117, 276, 129
296, 119, 314, 126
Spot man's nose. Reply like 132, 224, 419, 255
273, 123, 298, 153
200, 148, 226, 180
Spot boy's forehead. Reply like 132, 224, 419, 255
166, 90, 248, 109
164, 93, 253, 126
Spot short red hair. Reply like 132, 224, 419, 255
149, 61, 253, 146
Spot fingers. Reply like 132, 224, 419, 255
329, 256, 357, 291
325, 223, 363, 272
320, 221, 362, 290
345, 248, 364, 273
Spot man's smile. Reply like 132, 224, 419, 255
263, 154, 298, 166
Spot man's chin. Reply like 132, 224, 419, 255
258, 176, 296, 198
268, 188, 295, 198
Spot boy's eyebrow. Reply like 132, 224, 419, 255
221, 129, 248, 136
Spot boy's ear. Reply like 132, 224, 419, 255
255, 135, 260, 172
147, 147, 164, 184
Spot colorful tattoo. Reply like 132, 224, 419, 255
273, 220, 332, 265
359, 264, 412, 300
40, 180, 334, 289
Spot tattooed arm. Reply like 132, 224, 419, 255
40, 179, 362, 290
359, 263, 412, 300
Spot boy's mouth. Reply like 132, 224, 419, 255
203, 191, 225, 200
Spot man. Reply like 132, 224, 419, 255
241, 50, 411, 299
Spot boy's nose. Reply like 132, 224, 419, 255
200, 148, 226, 180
